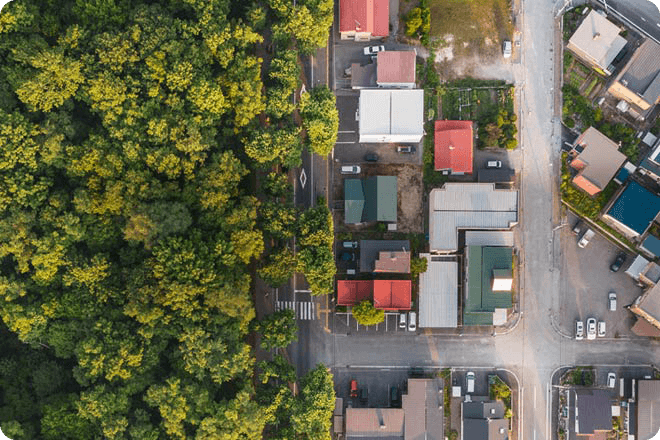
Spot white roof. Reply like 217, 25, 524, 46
429, 183, 518, 252
465, 230, 515, 247
359, 89, 424, 143
626, 254, 650, 280
493, 308, 508, 326
418, 254, 458, 328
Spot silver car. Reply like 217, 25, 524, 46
575, 321, 584, 340
586, 318, 597, 340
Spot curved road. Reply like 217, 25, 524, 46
301, 1, 660, 440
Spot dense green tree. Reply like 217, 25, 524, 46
290, 364, 335, 440
259, 246, 297, 287
352, 300, 385, 326
256, 309, 298, 349
300, 86, 339, 156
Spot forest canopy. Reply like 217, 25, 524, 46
0, 0, 335, 438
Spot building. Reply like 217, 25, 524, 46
429, 183, 518, 253
434, 120, 474, 175
377, 51, 416, 88
626, 254, 660, 287
637, 380, 660, 440
339, 0, 389, 40
462, 400, 509, 440
573, 389, 613, 437
608, 39, 660, 115
419, 254, 458, 328
336, 280, 411, 310
569, 127, 626, 196
566, 9, 627, 75
630, 282, 660, 332
359, 240, 410, 273
464, 246, 514, 326
639, 139, 660, 184
345, 176, 397, 224
602, 181, 660, 239
344, 378, 444, 440
641, 235, 660, 258
358, 89, 424, 143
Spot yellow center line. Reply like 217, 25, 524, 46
424, 328, 440, 363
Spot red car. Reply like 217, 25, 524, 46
350, 380, 358, 398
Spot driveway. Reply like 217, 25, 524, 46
558, 211, 644, 339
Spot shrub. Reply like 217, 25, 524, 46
352, 300, 385, 326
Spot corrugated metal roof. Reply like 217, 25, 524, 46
430, 212, 518, 253
364, 176, 397, 222
619, 39, 660, 98
465, 246, 513, 326
345, 179, 365, 224
359, 89, 424, 143
377, 51, 416, 85
339, 0, 389, 37
638, 379, 660, 440
434, 120, 474, 174
419, 255, 458, 328
337, 280, 373, 306
465, 231, 514, 247
373, 280, 411, 310
567, 10, 627, 70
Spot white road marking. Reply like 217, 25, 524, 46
338, 130, 355, 133
335, 141, 356, 144
534, 386, 537, 409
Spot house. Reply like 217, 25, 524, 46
344, 378, 444, 440
419, 254, 458, 328
339, 0, 389, 40
434, 120, 474, 175
625, 254, 660, 287
360, 241, 410, 273
377, 51, 416, 88
641, 235, 660, 258
344, 176, 397, 224
637, 380, 660, 440
429, 183, 518, 253
566, 9, 627, 75
639, 139, 660, 183
630, 282, 660, 332
462, 400, 509, 440
358, 89, 424, 143
358, 240, 410, 273
602, 181, 660, 239
569, 127, 626, 196
573, 389, 613, 437
608, 39, 660, 115
336, 280, 411, 310
464, 246, 514, 326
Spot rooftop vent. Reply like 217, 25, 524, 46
499, 428, 506, 434
593, 32, 601, 40
490, 408, 496, 415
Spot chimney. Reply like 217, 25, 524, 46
593, 32, 601, 40
499, 428, 506, 434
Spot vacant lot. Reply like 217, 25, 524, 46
429, 0, 514, 57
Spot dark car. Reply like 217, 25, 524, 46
341, 252, 355, 262
364, 153, 379, 162
572, 219, 582, 235
390, 386, 400, 407
359, 387, 368, 403
350, 380, 358, 398
610, 252, 627, 272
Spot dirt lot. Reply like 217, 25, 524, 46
333, 163, 424, 233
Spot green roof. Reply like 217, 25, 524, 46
464, 246, 513, 326
344, 176, 397, 224
345, 179, 365, 224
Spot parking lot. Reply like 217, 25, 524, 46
333, 312, 417, 335
333, 367, 414, 408
559, 211, 644, 339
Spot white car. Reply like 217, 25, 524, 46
340, 165, 361, 174
503, 40, 512, 58
575, 321, 584, 340
607, 372, 616, 388
598, 321, 606, 338
364, 45, 385, 56
609, 292, 617, 311
399, 313, 407, 329
408, 312, 417, 332
586, 318, 597, 340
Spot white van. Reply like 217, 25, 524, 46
408, 312, 416, 332
341, 165, 361, 174
466, 371, 475, 393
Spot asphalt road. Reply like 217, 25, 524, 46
593, 0, 660, 43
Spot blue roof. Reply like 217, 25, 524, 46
607, 181, 660, 234
643, 235, 660, 257
615, 167, 630, 183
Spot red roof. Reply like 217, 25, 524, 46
340, 0, 389, 37
377, 51, 416, 84
337, 280, 373, 306
373, 280, 411, 310
572, 174, 601, 196
434, 120, 473, 174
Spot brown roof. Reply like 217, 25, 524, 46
374, 251, 411, 273
570, 127, 626, 193
403, 378, 444, 440
377, 51, 416, 85
637, 380, 660, 440
631, 318, 660, 337
345, 408, 404, 437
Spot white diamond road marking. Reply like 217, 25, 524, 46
276, 301, 315, 320
299, 169, 307, 189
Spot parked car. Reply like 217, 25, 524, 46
397, 145, 416, 154
399, 313, 407, 329
598, 321, 606, 337
466, 371, 475, 393
572, 219, 583, 235
502, 40, 512, 58
609, 292, 617, 311
359, 387, 368, 403
575, 320, 584, 340
364, 153, 379, 162
607, 372, 616, 388
340, 252, 355, 261
343, 241, 358, 249
486, 160, 502, 169
578, 229, 595, 248
390, 386, 400, 407
408, 312, 417, 332
586, 318, 597, 340
363, 45, 385, 56
341, 165, 361, 174
610, 252, 627, 272
350, 380, 358, 398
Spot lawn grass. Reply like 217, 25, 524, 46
428, 0, 513, 51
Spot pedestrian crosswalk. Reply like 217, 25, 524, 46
276, 301, 316, 320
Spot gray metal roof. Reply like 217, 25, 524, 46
359, 240, 410, 272
619, 39, 660, 101
418, 255, 458, 328
637, 380, 660, 440
574, 389, 612, 434
567, 10, 627, 71
465, 231, 515, 247
430, 211, 518, 253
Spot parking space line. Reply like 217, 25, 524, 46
335, 141, 356, 144
338, 130, 355, 133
